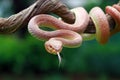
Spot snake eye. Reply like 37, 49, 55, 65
47, 45, 53, 51
49, 45, 53, 48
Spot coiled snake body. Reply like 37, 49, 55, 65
28, 7, 89, 63
28, 5, 120, 64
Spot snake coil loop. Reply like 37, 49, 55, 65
106, 5, 120, 36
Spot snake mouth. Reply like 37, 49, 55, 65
45, 43, 62, 66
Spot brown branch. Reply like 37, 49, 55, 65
0, 0, 119, 34
0, 0, 70, 34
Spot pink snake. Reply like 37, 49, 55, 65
28, 4, 120, 64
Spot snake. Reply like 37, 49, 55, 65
28, 4, 120, 64
28, 7, 89, 64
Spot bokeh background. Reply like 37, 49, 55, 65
0, 0, 120, 80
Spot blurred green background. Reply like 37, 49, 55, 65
0, 0, 120, 80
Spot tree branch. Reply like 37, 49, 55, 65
0, 0, 119, 34
0, 0, 71, 34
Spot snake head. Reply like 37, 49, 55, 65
45, 38, 63, 55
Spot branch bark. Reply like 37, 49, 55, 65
0, 0, 72, 34
0, 0, 119, 34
